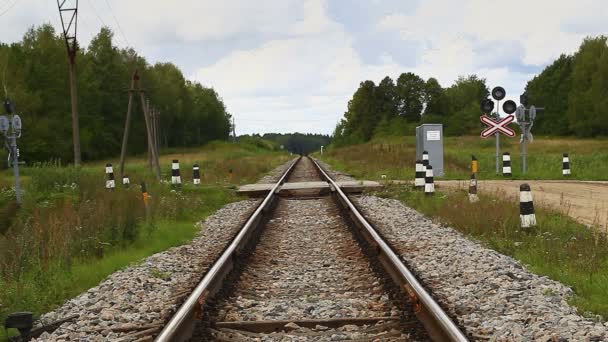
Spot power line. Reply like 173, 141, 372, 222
85, 0, 123, 46
103, 0, 131, 48
0, 0, 19, 17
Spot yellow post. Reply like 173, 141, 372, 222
472, 155, 478, 174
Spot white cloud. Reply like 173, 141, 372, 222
2, 0, 607, 134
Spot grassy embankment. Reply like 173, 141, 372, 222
322, 135, 608, 181
0, 141, 289, 337
320, 136, 608, 319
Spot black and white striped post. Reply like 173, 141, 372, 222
563, 153, 571, 176
425, 165, 435, 196
171, 160, 181, 186
105, 163, 115, 190
502, 152, 512, 177
519, 183, 536, 229
422, 151, 429, 169
468, 173, 479, 203
193, 164, 201, 185
414, 160, 425, 190
122, 175, 130, 188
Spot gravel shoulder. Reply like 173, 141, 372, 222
35, 200, 261, 341
354, 196, 608, 341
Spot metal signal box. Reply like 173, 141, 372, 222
416, 124, 444, 176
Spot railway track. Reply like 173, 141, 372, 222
155, 157, 468, 341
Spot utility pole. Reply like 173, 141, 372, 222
118, 70, 138, 178
232, 117, 236, 142
138, 89, 161, 180
57, 0, 81, 166
146, 98, 152, 169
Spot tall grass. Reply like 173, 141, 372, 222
0, 141, 289, 336
322, 135, 608, 181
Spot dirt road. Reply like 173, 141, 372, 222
435, 180, 608, 231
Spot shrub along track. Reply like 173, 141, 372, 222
156, 157, 467, 341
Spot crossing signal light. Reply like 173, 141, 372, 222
491, 86, 506, 101
503, 100, 517, 114
480, 99, 494, 114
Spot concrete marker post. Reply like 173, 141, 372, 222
105, 163, 115, 190
122, 175, 130, 188
171, 160, 181, 186
414, 160, 425, 190
468, 173, 479, 203
193, 164, 201, 185
563, 153, 571, 176
424, 165, 435, 196
502, 152, 512, 177
519, 183, 537, 229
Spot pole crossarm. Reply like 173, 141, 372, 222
57, 0, 78, 61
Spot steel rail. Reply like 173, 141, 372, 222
155, 157, 301, 342
311, 158, 469, 342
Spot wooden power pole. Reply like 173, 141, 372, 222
118, 71, 161, 181
139, 91, 161, 180
118, 70, 138, 178
57, 0, 82, 166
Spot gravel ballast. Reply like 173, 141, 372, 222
354, 195, 608, 341
34, 199, 260, 341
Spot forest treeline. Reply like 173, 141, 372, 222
0, 25, 231, 163
334, 36, 608, 147
239, 133, 330, 155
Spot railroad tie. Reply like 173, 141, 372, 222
563, 153, 571, 176
519, 183, 537, 229
425, 165, 435, 196
171, 160, 181, 186
414, 160, 425, 190
105, 163, 115, 190
502, 152, 512, 177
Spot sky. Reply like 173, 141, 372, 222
1, 0, 607, 135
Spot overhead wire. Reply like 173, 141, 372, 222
0, 0, 19, 17
102, 0, 132, 48
84, 0, 123, 46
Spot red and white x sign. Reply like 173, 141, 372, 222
480, 114, 516, 138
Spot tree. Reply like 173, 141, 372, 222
525, 54, 573, 135
567, 36, 608, 136
423, 77, 448, 123
395, 72, 425, 122
0, 25, 232, 164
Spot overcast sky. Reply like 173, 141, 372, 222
2, 0, 606, 135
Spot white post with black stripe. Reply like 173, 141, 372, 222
414, 160, 425, 190
171, 160, 181, 186
105, 163, 115, 190
468, 173, 479, 203
422, 150, 429, 169
520, 183, 537, 229
193, 164, 201, 185
424, 165, 435, 196
122, 175, 130, 188
563, 153, 571, 176
502, 152, 512, 177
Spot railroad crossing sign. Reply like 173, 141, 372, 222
480, 114, 516, 138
